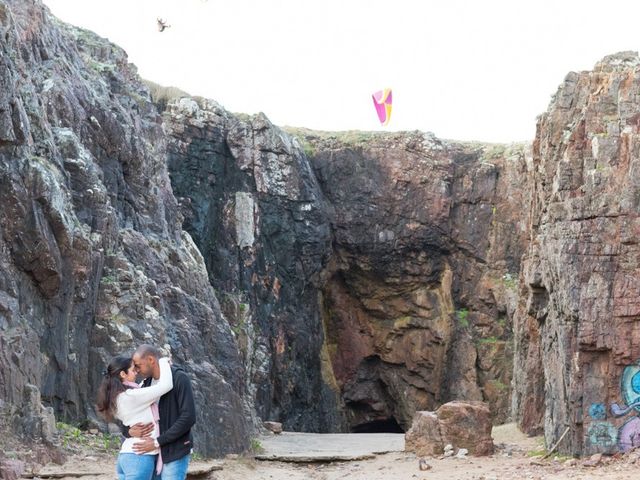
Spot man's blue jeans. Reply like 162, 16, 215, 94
116, 453, 156, 480
153, 454, 190, 480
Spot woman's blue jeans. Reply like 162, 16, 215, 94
116, 453, 157, 480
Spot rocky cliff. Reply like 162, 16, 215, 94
161, 92, 528, 433
0, 0, 247, 457
303, 131, 527, 430
6, 0, 640, 462
513, 51, 640, 455
0, 0, 529, 455
162, 100, 342, 432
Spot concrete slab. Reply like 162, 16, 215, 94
255, 432, 405, 462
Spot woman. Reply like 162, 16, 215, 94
96, 355, 173, 480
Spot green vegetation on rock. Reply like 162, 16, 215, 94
456, 308, 470, 328
56, 422, 121, 455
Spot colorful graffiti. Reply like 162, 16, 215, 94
585, 401, 618, 454
618, 417, 640, 451
586, 421, 618, 450
608, 362, 640, 452
585, 362, 640, 453
588, 402, 606, 420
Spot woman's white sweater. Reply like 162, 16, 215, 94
116, 357, 173, 454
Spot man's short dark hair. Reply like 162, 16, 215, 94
135, 344, 161, 359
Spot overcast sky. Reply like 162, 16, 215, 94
42, 0, 640, 143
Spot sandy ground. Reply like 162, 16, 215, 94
216, 425, 639, 480
32, 424, 640, 480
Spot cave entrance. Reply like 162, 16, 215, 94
351, 416, 404, 433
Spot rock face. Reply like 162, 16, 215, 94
0, 0, 247, 456
162, 100, 343, 432
163, 98, 528, 433
305, 132, 527, 430
513, 51, 640, 455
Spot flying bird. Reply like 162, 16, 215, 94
157, 18, 171, 32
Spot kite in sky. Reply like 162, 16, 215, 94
372, 88, 392, 126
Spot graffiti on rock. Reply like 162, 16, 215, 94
609, 362, 640, 452
586, 421, 618, 451
588, 402, 606, 420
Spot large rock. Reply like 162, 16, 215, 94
404, 411, 443, 456
405, 401, 493, 456
263, 421, 283, 434
436, 401, 493, 455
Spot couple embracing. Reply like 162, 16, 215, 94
96, 344, 196, 480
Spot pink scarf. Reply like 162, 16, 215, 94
124, 381, 163, 474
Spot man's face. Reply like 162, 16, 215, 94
133, 353, 154, 378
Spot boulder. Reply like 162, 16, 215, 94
263, 421, 283, 434
436, 401, 493, 455
405, 401, 494, 457
404, 411, 443, 456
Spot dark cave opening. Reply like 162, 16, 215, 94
351, 417, 404, 433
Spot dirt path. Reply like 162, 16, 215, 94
33, 424, 640, 480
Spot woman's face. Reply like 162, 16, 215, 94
120, 362, 137, 383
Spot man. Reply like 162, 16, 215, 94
127, 345, 196, 480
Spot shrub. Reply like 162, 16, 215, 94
456, 308, 470, 328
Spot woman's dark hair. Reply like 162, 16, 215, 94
96, 355, 132, 421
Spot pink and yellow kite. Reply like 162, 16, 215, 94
372, 88, 392, 126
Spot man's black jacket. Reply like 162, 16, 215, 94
142, 364, 197, 463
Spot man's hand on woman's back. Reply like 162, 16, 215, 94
129, 422, 154, 437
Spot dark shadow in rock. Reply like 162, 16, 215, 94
351, 416, 404, 433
